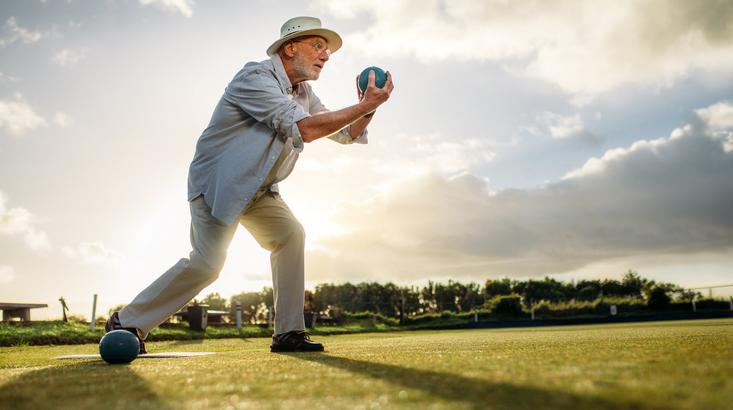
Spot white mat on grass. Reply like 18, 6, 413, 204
53, 352, 215, 360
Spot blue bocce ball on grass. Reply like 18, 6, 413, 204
99, 329, 140, 364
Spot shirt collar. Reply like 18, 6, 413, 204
270, 54, 297, 96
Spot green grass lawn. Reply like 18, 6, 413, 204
1, 319, 731, 410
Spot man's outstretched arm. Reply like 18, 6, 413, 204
298, 71, 393, 143
347, 113, 373, 140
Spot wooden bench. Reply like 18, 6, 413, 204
0, 303, 48, 321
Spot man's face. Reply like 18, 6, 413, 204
290, 36, 331, 81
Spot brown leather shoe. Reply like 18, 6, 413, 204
270, 330, 324, 352
105, 312, 148, 354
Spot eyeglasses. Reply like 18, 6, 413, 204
291, 39, 331, 56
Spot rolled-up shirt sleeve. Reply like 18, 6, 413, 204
224, 69, 309, 150
328, 126, 368, 144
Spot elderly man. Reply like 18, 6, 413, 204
105, 16, 394, 352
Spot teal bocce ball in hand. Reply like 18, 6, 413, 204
358, 66, 387, 93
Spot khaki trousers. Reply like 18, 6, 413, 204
118, 190, 305, 338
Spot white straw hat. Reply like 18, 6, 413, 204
266, 16, 342, 56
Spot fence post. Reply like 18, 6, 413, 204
59, 297, 69, 323
692, 297, 697, 312
89, 294, 97, 331
399, 294, 405, 325
235, 301, 242, 330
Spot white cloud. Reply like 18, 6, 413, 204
0, 190, 52, 251
0, 204, 31, 235
52, 48, 87, 67
62, 242, 122, 268
0, 94, 47, 137
523, 112, 598, 144
1, 192, 120, 263
399, 133, 496, 175
696, 101, 733, 130
24, 229, 51, 252
0, 72, 18, 83
306, 101, 733, 281
139, 0, 194, 18
0, 265, 16, 284
539, 112, 584, 140
331, 132, 496, 195
282, 131, 498, 253
301, 131, 496, 193
0, 17, 42, 47
566, 101, 733, 179
318, 0, 733, 99
696, 101, 733, 152
67, 20, 82, 30
53, 111, 73, 127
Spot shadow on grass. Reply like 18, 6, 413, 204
161, 337, 254, 349
0, 362, 172, 410
287, 354, 648, 410
163, 338, 206, 347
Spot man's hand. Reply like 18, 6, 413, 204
297, 71, 394, 143
358, 70, 394, 114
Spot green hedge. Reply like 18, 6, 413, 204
530, 297, 646, 318
0, 321, 270, 347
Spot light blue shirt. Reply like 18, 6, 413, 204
188, 54, 367, 225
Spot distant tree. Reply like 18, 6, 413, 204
576, 285, 601, 301
646, 286, 671, 310
484, 278, 513, 298
675, 289, 701, 303
351, 282, 403, 315
435, 282, 452, 312
314, 282, 410, 318
304, 289, 316, 312
296, 274, 704, 319
230, 291, 265, 324
382, 283, 404, 317
621, 270, 646, 298
486, 294, 523, 316
261, 287, 274, 309
514, 277, 567, 306
202, 292, 228, 311
313, 282, 358, 314
648, 281, 682, 295
415, 280, 484, 313
449, 281, 484, 312
398, 286, 422, 317
312, 283, 335, 313
420, 281, 438, 312
355, 282, 379, 313
600, 278, 626, 297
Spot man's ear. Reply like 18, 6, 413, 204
284, 42, 297, 58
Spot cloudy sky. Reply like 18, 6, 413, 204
1, 0, 733, 319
